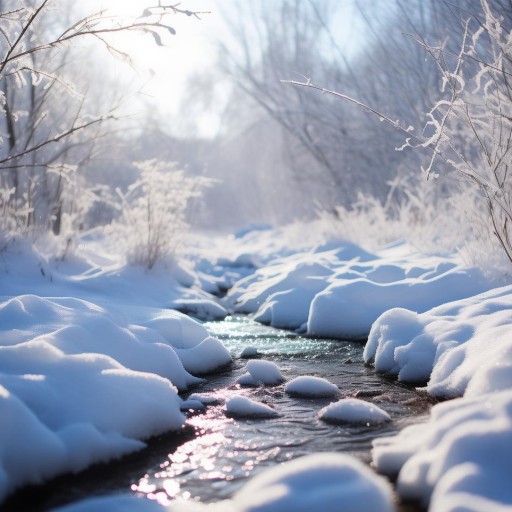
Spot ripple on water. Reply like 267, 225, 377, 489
133, 316, 434, 505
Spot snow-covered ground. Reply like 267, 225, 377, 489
0, 235, 231, 503
2, 225, 512, 511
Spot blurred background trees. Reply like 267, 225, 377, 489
1, 0, 510, 266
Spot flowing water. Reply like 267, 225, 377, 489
4, 316, 433, 511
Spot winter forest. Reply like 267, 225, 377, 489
2, 1, 512, 511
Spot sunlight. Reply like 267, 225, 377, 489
75, 0, 224, 136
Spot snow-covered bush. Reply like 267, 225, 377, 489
112, 159, 211, 269
412, 0, 512, 264
0, 1, 200, 249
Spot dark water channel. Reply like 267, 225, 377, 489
3, 316, 433, 511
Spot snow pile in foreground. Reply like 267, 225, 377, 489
227, 241, 493, 339
373, 390, 512, 511
364, 284, 512, 398
0, 294, 222, 503
54, 453, 394, 512
284, 376, 338, 398
225, 396, 279, 419
319, 399, 391, 425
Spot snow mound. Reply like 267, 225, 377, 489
319, 399, 391, 425
363, 284, 512, 398
141, 313, 231, 375
172, 298, 227, 321
226, 240, 493, 339
188, 393, 224, 405
372, 390, 512, 511
237, 360, 285, 386
55, 453, 394, 512
175, 336, 232, 375
0, 294, 188, 503
240, 346, 259, 358
285, 376, 338, 398
308, 266, 488, 339
225, 396, 278, 419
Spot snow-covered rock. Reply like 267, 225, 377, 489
225, 396, 279, 419
237, 360, 285, 386
319, 399, 391, 425
284, 376, 338, 398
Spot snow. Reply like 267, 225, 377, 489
363, 284, 512, 398
226, 239, 493, 339
319, 399, 391, 425
3, 227, 512, 511
284, 376, 339, 398
372, 390, 512, 511
225, 395, 279, 419
0, 237, 232, 503
237, 360, 285, 386
54, 453, 394, 512
240, 346, 259, 358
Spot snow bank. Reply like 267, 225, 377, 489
308, 266, 488, 339
226, 240, 492, 339
363, 284, 512, 398
225, 396, 279, 419
237, 360, 285, 386
372, 390, 512, 511
0, 294, 191, 502
55, 453, 394, 512
142, 314, 231, 375
319, 399, 390, 425
284, 376, 338, 398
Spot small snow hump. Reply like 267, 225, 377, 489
319, 398, 391, 425
285, 376, 339, 398
225, 395, 279, 419
237, 359, 285, 386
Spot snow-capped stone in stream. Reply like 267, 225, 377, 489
237, 360, 285, 386
284, 376, 339, 398
240, 346, 259, 358
187, 393, 225, 405
319, 399, 391, 425
54, 453, 395, 512
372, 389, 512, 511
225, 396, 279, 419
180, 399, 205, 411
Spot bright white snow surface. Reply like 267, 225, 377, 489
364, 283, 512, 510
364, 284, 512, 398
372, 390, 512, 511
319, 399, 391, 425
0, 238, 231, 503
226, 239, 493, 339
54, 453, 394, 512
284, 376, 338, 398
225, 396, 279, 419
237, 360, 285, 386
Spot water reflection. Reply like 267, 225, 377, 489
134, 316, 434, 505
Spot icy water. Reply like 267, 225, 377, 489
4, 316, 433, 511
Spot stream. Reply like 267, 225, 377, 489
3, 316, 434, 511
